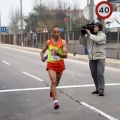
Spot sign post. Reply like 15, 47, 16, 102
117, 28, 120, 59
90, 0, 94, 22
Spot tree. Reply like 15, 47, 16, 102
8, 7, 21, 34
50, 0, 68, 28
25, 0, 85, 32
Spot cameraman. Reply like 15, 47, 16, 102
80, 22, 106, 96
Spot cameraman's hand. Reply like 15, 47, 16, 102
85, 29, 91, 36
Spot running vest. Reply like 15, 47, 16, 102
47, 38, 64, 63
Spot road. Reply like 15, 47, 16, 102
0, 45, 120, 120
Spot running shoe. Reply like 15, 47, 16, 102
54, 102, 59, 110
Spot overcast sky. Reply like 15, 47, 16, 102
0, 0, 106, 26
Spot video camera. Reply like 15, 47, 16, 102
81, 22, 95, 35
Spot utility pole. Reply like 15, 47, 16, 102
89, 0, 94, 23
68, 8, 72, 31
30, 20, 31, 33
87, 0, 90, 5
67, 7, 70, 43
20, 0, 23, 46
70, 14, 72, 31
117, 28, 120, 59
86, 0, 90, 24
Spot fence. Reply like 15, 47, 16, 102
1, 31, 84, 55
1, 31, 120, 59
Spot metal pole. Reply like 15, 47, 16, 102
102, 19, 105, 33
66, 9, 69, 44
90, 0, 94, 22
70, 15, 72, 31
117, 28, 120, 59
68, 7, 71, 31
30, 20, 31, 33
20, 0, 23, 46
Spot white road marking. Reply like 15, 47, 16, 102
22, 71, 44, 81
57, 83, 120, 89
0, 83, 120, 93
0, 87, 49, 93
81, 102, 118, 120
1, 60, 10, 65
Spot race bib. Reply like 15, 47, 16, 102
51, 55, 60, 61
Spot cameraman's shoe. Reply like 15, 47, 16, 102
99, 92, 104, 96
92, 90, 99, 94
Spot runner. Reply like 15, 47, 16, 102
40, 27, 67, 110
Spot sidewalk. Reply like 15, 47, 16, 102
1, 44, 120, 68
106, 43, 120, 50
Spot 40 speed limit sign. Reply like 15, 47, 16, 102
95, 1, 113, 19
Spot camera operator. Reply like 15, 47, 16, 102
80, 22, 106, 96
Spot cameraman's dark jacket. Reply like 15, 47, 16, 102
80, 31, 106, 60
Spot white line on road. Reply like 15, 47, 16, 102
1, 60, 10, 65
81, 102, 118, 120
0, 83, 120, 93
22, 71, 44, 82
0, 87, 49, 93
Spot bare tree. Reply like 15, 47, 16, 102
8, 7, 21, 34
25, 0, 84, 32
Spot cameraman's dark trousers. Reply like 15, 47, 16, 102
89, 59, 105, 93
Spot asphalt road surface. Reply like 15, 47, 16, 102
0, 45, 120, 120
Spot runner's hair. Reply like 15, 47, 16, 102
52, 26, 60, 31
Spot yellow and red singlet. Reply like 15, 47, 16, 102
46, 38, 65, 73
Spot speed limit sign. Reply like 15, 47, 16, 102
95, 1, 113, 19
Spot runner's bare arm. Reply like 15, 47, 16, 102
40, 40, 49, 61
57, 40, 67, 58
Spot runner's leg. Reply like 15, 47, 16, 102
56, 72, 63, 86
48, 69, 57, 101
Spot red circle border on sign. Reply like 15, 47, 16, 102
95, 1, 113, 19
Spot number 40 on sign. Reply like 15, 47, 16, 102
95, 1, 113, 19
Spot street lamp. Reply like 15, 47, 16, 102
20, 0, 23, 46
